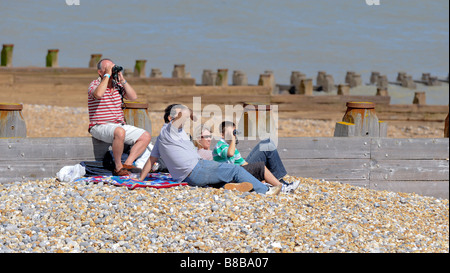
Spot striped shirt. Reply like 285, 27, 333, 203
88, 78, 125, 130
212, 138, 245, 165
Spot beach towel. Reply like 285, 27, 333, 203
75, 172, 187, 190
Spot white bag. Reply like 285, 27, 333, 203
56, 164, 86, 182
134, 142, 154, 169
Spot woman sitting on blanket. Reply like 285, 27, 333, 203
193, 122, 300, 194
192, 124, 214, 161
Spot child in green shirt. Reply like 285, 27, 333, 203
212, 121, 299, 193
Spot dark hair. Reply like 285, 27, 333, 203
220, 121, 236, 134
164, 104, 187, 123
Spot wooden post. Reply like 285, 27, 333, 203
323, 74, 335, 92
150, 68, 162, 78
123, 102, 152, 134
334, 120, 388, 137
341, 102, 380, 137
412, 92, 426, 105
238, 72, 248, 86
46, 49, 59, 67
379, 121, 388, 137
232, 70, 239, 85
370, 71, 380, 85
291, 71, 304, 84
291, 71, 306, 91
216, 69, 228, 86
352, 74, 362, 88
123, 69, 133, 78
290, 71, 300, 85
134, 60, 147, 78
0, 103, 27, 138
258, 74, 271, 87
203, 71, 217, 86
172, 64, 186, 78
317, 71, 327, 88
445, 113, 449, 138
397, 72, 407, 82
402, 75, 417, 89
376, 75, 388, 90
263, 70, 276, 94
337, 84, 350, 95
298, 79, 313, 96
427, 76, 441, 86
422, 73, 431, 82
202, 69, 213, 85
232, 70, 247, 86
345, 71, 355, 85
210, 72, 218, 86
345, 72, 362, 88
1, 44, 14, 67
89, 54, 102, 68
376, 88, 389, 96
333, 122, 356, 137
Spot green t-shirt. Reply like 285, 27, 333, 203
212, 138, 245, 165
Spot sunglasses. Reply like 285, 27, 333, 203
201, 135, 212, 139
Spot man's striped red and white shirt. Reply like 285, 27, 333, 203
88, 78, 125, 130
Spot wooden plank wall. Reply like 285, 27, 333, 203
0, 137, 108, 182
368, 138, 449, 197
0, 137, 448, 199
238, 138, 449, 199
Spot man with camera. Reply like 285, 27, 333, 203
88, 58, 152, 176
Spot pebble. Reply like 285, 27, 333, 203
0, 176, 448, 253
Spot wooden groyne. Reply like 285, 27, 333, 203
1, 46, 448, 87
1, 65, 448, 123
0, 67, 195, 86
0, 137, 448, 199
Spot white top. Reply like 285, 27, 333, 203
151, 122, 201, 181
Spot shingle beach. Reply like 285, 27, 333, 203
0, 174, 447, 253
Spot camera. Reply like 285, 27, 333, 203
233, 129, 240, 145
111, 65, 123, 82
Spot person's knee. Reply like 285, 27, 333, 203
138, 131, 152, 144
114, 127, 126, 141
258, 139, 277, 152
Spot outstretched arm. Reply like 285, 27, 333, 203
139, 156, 158, 180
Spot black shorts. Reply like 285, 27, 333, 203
241, 161, 265, 181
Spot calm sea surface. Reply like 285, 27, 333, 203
1, 0, 448, 104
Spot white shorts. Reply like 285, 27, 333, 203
90, 123, 147, 146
